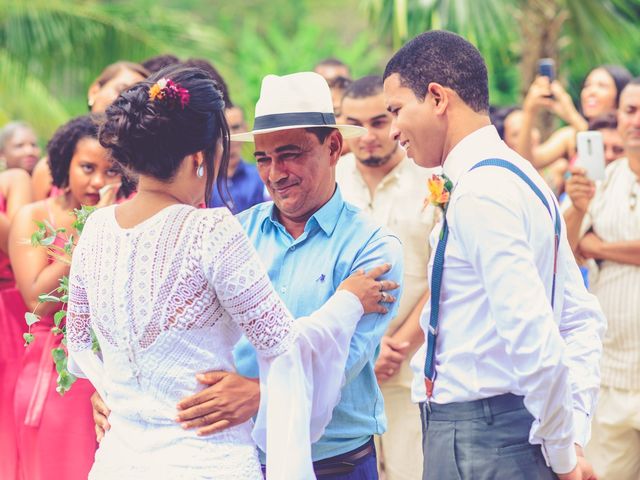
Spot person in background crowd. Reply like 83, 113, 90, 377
518, 64, 631, 169
207, 106, 268, 213
314, 57, 352, 85
564, 78, 640, 480
141, 54, 181, 74
491, 106, 567, 196
0, 122, 41, 173
588, 112, 625, 166
337, 75, 435, 480
0, 167, 32, 480
383, 30, 605, 480
31, 61, 148, 201
8, 114, 131, 480
183, 58, 232, 107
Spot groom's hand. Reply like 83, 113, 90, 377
176, 371, 260, 436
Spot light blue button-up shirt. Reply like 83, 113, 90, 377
234, 186, 403, 461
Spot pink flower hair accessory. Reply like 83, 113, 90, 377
148, 78, 190, 109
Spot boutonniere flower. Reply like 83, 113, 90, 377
425, 173, 453, 212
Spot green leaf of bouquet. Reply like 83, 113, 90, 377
51, 348, 66, 362
51, 327, 63, 335
23, 333, 35, 345
30, 231, 44, 247
53, 310, 66, 326
25, 312, 40, 326
38, 293, 60, 303
40, 235, 57, 246
63, 235, 74, 255
59, 294, 69, 303
58, 276, 69, 292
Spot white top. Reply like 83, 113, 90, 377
409, 126, 606, 474
583, 158, 640, 389
67, 204, 364, 480
336, 153, 437, 387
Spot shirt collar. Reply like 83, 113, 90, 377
443, 125, 502, 185
260, 185, 345, 237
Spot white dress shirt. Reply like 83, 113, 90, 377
410, 126, 606, 474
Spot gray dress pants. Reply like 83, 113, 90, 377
419, 393, 557, 480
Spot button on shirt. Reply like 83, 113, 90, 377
409, 126, 606, 473
234, 187, 403, 461
337, 153, 438, 388
208, 159, 268, 213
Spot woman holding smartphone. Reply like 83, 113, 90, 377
518, 64, 631, 169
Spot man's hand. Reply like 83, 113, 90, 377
575, 445, 597, 480
374, 336, 410, 383
91, 391, 111, 443
565, 168, 596, 214
557, 466, 583, 480
557, 445, 597, 480
176, 371, 260, 436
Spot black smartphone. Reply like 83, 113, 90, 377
537, 58, 555, 98
537, 58, 555, 82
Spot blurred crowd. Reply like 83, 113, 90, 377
0, 50, 638, 480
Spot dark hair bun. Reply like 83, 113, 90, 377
99, 65, 228, 185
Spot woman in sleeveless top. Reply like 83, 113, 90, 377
66, 66, 397, 479
8, 114, 133, 480
0, 168, 32, 480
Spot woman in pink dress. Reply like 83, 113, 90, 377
0, 168, 32, 480
8, 114, 133, 480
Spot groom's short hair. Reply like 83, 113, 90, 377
383, 30, 489, 114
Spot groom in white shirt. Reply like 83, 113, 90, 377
382, 31, 605, 480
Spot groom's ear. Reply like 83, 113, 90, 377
427, 83, 449, 114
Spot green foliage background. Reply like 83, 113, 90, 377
1, 0, 639, 143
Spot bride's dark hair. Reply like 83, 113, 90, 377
99, 65, 230, 205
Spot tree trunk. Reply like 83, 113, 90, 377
518, 0, 569, 140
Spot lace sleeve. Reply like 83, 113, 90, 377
67, 245, 92, 353
201, 210, 295, 357
66, 235, 106, 396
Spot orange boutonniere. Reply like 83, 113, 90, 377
425, 173, 453, 211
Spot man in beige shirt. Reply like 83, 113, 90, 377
336, 75, 438, 480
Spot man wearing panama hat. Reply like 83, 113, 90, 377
178, 71, 404, 478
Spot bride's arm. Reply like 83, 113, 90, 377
66, 238, 106, 398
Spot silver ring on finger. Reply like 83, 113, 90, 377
380, 291, 387, 302
379, 281, 384, 291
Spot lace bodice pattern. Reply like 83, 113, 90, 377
67, 205, 296, 479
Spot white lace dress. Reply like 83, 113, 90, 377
66, 204, 363, 480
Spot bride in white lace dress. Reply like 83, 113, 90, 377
66, 67, 396, 480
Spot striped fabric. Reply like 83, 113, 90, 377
588, 157, 640, 389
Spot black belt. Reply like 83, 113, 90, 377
313, 438, 375, 477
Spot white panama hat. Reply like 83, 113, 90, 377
230, 72, 367, 142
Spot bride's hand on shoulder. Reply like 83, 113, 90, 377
338, 263, 399, 315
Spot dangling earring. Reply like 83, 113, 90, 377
196, 164, 205, 178
87, 98, 94, 111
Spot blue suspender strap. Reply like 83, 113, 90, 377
470, 159, 561, 308
423, 158, 561, 401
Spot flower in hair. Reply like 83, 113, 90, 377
149, 78, 190, 108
